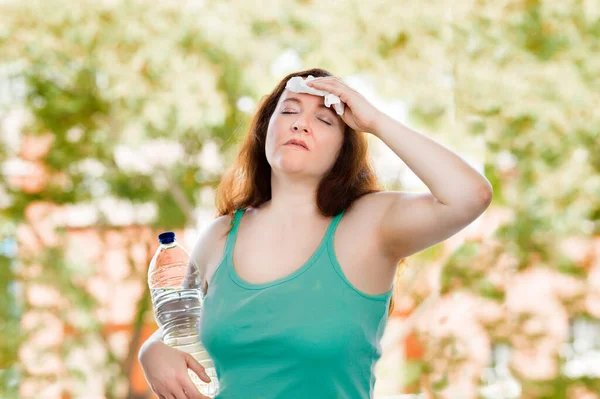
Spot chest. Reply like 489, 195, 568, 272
201, 270, 387, 363
224, 209, 396, 297
233, 221, 330, 284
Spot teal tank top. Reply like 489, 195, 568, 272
200, 208, 393, 399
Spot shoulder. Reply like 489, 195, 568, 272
346, 190, 431, 226
337, 191, 396, 247
344, 191, 399, 224
189, 212, 235, 268
341, 191, 410, 261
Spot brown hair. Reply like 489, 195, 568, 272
215, 67, 401, 317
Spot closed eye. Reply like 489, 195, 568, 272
281, 111, 332, 126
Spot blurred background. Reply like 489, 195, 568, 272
0, 0, 598, 398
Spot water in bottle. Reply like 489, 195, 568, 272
148, 231, 219, 396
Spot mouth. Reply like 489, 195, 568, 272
284, 140, 309, 151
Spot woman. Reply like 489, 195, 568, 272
138, 68, 493, 399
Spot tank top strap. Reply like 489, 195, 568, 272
324, 208, 346, 244
224, 208, 245, 255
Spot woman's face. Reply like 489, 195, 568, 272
265, 89, 345, 179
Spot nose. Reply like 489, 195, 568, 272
292, 122, 310, 135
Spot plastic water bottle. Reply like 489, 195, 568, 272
148, 231, 219, 396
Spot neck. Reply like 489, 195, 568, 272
261, 172, 323, 221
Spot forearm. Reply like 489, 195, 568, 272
372, 113, 492, 206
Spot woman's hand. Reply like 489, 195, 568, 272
305, 76, 385, 135
139, 340, 213, 399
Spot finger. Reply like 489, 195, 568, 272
307, 78, 344, 91
310, 76, 341, 82
186, 392, 212, 399
155, 388, 171, 399
308, 81, 354, 104
309, 77, 353, 92
170, 385, 188, 399
182, 380, 211, 399
182, 381, 201, 399
184, 354, 211, 383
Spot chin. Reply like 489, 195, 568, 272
271, 159, 313, 176
275, 164, 308, 175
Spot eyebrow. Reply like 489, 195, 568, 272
281, 97, 339, 119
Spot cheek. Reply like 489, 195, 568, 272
265, 132, 275, 161
319, 129, 344, 151
265, 119, 277, 145
265, 124, 284, 163
265, 125, 279, 149
316, 132, 344, 165
267, 116, 291, 146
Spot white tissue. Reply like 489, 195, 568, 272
284, 75, 345, 116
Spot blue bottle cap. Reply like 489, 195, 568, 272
158, 232, 176, 244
